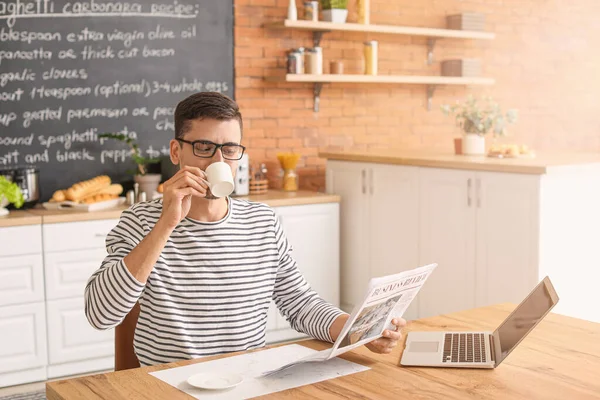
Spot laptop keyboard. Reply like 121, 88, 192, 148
442, 333, 487, 363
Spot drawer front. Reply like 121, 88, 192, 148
0, 302, 47, 374
44, 249, 107, 300
47, 298, 114, 365
0, 254, 44, 306
43, 219, 119, 253
0, 225, 42, 257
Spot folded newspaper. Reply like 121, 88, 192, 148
261, 263, 438, 377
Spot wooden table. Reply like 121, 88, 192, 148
46, 304, 600, 399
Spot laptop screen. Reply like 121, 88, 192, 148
494, 278, 558, 365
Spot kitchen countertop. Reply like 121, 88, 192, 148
319, 149, 600, 174
0, 210, 42, 227
0, 190, 340, 226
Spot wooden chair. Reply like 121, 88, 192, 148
114, 302, 141, 371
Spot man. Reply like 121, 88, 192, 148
84, 92, 406, 366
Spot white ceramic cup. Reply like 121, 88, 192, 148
205, 162, 234, 198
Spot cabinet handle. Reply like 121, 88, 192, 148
369, 169, 374, 195
467, 178, 472, 207
476, 178, 481, 208
95, 233, 107, 238
361, 170, 366, 194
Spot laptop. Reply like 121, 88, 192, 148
400, 276, 559, 369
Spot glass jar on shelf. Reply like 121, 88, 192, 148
277, 153, 301, 192
282, 169, 299, 192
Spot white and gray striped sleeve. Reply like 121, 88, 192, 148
84, 207, 146, 330
271, 212, 345, 343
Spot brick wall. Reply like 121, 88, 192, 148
234, 0, 600, 190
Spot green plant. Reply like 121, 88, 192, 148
99, 133, 161, 175
0, 176, 24, 208
320, 0, 348, 9
441, 95, 518, 136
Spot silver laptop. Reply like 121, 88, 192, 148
400, 276, 559, 369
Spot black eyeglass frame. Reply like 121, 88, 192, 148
176, 138, 246, 160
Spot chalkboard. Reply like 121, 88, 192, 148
0, 0, 234, 202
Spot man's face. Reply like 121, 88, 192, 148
169, 118, 242, 196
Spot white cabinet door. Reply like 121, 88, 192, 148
271, 203, 340, 338
44, 249, 107, 300
276, 203, 340, 307
0, 225, 42, 257
43, 219, 119, 253
0, 254, 44, 306
475, 172, 540, 307
46, 298, 114, 365
368, 164, 420, 321
418, 168, 476, 318
0, 302, 47, 374
326, 161, 369, 312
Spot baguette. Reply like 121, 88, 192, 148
85, 183, 123, 198
50, 190, 66, 203
80, 193, 119, 204
65, 176, 111, 201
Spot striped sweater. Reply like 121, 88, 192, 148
84, 198, 344, 366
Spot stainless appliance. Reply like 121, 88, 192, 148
232, 154, 249, 196
0, 166, 40, 208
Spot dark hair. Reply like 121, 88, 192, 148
174, 92, 243, 140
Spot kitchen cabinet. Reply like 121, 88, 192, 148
266, 202, 341, 344
474, 171, 539, 309
0, 224, 46, 387
418, 168, 476, 318
0, 254, 44, 307
46, 298, 113, 378
44, 248, 109, 300
418, 168, 539, 318
0, 225, 42, 257
326, 161, 420, 321
326, 159, 600, 323
0, 302, 47, 388
42, 220, 118, 379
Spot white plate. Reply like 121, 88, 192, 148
187, 372, 244, 390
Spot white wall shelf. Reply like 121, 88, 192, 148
266, 74, 495, 111
265, 19, 495, 42
265, 20, 494, 65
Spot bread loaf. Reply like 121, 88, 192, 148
90, 183, 123, 197
65, 176, 111, 201
80, 193, 119, 204
50, 190, 66, 202
72, 183, 123, 202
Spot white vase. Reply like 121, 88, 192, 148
287, 0, 297, 20
462, 133, 486, 155
321, 9, 348, 23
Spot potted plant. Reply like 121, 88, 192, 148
320, 0, 348, 23
441, 96, 518, 155
0, 176, 24, 216
99, 133, 163, 196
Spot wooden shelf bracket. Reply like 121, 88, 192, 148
427, 85, 436, 111
313, 83, 323, 112
427, 38, 436, 65
313, 31, 328, 47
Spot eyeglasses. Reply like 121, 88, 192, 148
176, 139, 246, 160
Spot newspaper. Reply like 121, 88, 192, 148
261, 263, 438, 377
